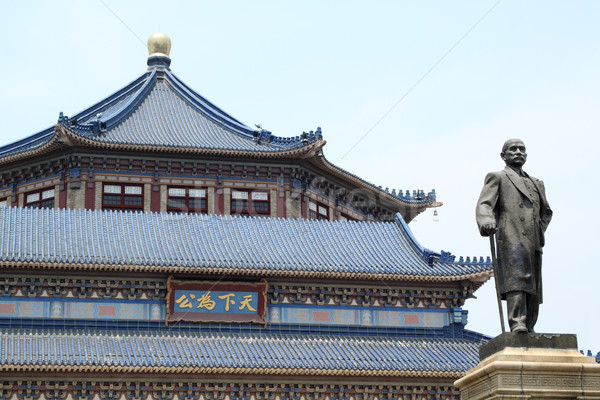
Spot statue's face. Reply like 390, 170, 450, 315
501, 140, 527, 168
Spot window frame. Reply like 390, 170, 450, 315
339, 212, 356, 222
166, 186, 208, 214
102, 183, 144, 212
230, 189, 270, 216
24, 188, 56, 209
309, 200, 329, 220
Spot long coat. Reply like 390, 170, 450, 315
476, 166, 552, 303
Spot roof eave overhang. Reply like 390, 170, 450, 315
0, 363, 466, 380
0, 131, 64, 167
0, 125, 327, 167
59, 124, 327, 159
0, 260, 493, 284
306, 154, 441, 222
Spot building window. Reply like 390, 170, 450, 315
102, 184, 143, 211
309, 201, 329, 220
231, 190, 270, 216
0, 199, 7, 208
339, 213, 353, 221
167, 187, 207, 214
24, 188, 55, 209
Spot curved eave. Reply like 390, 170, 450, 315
0, 130, 64, 166
0, 363, 465, 379
58, 124, 327, 159
0, 260, 493, 283
307, 153, 442, 221
0, 127, 55, 159
0, 124, 327, 166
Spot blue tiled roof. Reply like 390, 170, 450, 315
0, 207, 490, 279
0, 69, 322, 159
0, 329, 482, 374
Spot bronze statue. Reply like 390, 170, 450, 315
476, 139, 552, 333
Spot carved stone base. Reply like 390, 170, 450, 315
455, 334, 600, 400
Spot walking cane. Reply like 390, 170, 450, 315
489, 234, 506, 333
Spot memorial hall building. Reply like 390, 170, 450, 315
0, 33, 495, 400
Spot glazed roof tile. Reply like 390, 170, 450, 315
0, 329, 482, 374
69, 70, 310, 152
0, 207, 490, 280
0, 69, 321, 159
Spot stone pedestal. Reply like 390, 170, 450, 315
455, 333, 600, 400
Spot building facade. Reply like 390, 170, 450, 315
0, 33, 494, 400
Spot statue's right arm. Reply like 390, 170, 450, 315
476, 172, 500, 236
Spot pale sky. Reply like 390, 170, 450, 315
1, 1, 598, 353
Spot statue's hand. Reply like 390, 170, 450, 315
481, 222, 497, 236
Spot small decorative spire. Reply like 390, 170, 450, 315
148, 32, 171, 57
147, 32, 172, 68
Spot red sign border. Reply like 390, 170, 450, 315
166, 277, 268, 327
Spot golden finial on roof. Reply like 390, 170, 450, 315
147, 32, 171, 58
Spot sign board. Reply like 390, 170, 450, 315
166, 278, 268, 326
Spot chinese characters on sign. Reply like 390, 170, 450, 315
174, 291, 257, 313
166, 278, 268, 326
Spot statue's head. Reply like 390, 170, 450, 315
501, 138, 527, 169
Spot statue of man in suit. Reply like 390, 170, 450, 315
476, 139, 552, 333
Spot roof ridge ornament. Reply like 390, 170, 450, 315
147, 32, 171, 69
